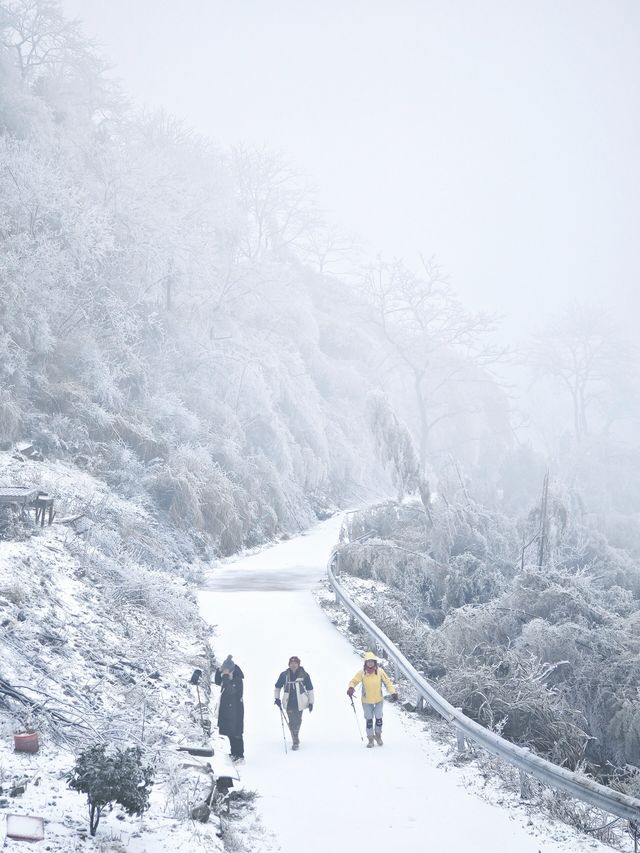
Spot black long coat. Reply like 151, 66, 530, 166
214, 665, 244, 737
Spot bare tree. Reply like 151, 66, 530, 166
298, 221, 361, 276
360, 255, 500, 471
0, 0, 122, 127
230, 145, 321, 261
527, 304, 636, 443
0, 0, 102, 81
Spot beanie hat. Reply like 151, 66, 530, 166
222, 655, 234, 670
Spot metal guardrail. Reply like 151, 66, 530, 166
328, 548, 640, 824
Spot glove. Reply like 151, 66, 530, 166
389, 693, 398, 703
274, 698, 281, 708
308, 703, 313, 712
347, 687, 355, 697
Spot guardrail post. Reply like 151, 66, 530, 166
416, 695, 425, 712
519, 748, 532, 799
454, 707, 466, 753
520, 769, 531, 800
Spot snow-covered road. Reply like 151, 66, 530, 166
198, 517, 609, 853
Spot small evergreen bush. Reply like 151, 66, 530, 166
67, 744, 154, 836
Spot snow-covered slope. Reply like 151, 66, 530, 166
0, 452, 224, 851
200, 516, 612, 853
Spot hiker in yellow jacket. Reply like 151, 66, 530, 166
347, 651, 398, 747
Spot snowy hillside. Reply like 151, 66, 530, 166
1, 3, 639, 851
0, 450, 231, 851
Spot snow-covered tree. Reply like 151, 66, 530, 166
527, 303, 637, 444
359, 255, 502, 471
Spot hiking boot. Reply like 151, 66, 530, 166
292, 742, 299, 751
374, 733, 383, 746
231, 756, 245, 765
366, 736, 374, 748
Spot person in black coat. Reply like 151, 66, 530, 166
214, 655, 244, 761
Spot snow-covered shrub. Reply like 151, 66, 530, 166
439, 600, 523, 656
0, 388, 21, 444
0, 578, 25, 604
29, 413, 90, 456
440, 653, 589, 768
442, 553, 504, 610
366, 390, 421, 502
99, 443, 147, 496
144, 461, 204, 530
362, 598, 435, 666
103, 563, 194, 630
513, 619, 587, 670
504, 568, 607, 627
339, 547, 371, 579
555, 524, 640, 596
340, 494, 640, 776
67, 744, 154, 836
343, 501, 403, 542
342, 500, 518, 614
428, 499, 518, 569
0, 505, 32, 541
144, 392, 203, 445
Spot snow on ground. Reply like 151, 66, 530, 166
200, 515, 612, 853
0, 452, 225, 852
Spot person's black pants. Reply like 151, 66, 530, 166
228, 735, 244, 759
287, 708, 303, 742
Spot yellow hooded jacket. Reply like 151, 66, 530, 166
349, 654, 397, 704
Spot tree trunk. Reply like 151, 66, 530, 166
413, 370, 428, 472
89, 803, 101, 836
537, 471, 549, 569
571, 385, 582, 443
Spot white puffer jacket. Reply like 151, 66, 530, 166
274, 668, 315, 711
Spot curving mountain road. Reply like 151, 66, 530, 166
198, 516, 609, 853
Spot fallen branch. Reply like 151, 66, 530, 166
57, 512, 86, 525
0, 676, 91, 730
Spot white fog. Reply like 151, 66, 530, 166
62, 0, 640, 332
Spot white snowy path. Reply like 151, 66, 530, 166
198, 517, 608, 853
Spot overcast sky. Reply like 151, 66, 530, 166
63, 0, 639, 336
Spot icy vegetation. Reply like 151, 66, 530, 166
0, 450, 229, 849
0, 2, 390, 554
0, 1, 526, 557
337, 498, 640, 806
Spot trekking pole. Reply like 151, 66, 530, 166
349, 695, 364, 741
278, 706, 289, 754
190, 669, 206, 737
195, 685, 206, 733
